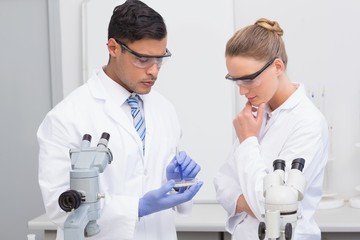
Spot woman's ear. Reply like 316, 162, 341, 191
274, 58, 285, 75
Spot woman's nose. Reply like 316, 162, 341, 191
239, 85, 249, 95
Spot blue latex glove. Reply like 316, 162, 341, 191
138, 179, 203, 217
166, 151, 201, 181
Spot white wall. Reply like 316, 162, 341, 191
58, 0, 84, 95
57, 0, 360, 203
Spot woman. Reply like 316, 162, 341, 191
214, 18, 328, 239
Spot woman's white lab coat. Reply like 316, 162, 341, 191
214, 84, 329, 240
38, 69, 184, 240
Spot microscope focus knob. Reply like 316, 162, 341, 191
285, 223, 292, 240
58, 190, 83, 212
258, 222, 266, 240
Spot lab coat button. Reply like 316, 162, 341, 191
144, 169, 148, 175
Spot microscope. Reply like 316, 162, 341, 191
58, 132, 113, 240
258, 158, 306, 240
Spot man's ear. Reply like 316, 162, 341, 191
107, 38, 120, 57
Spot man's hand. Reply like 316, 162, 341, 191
166, 151, 201, 180
138, 180, 203, 217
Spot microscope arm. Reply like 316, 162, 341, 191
64, 205, 90, 240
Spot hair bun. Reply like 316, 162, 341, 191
255, 18, 283, 36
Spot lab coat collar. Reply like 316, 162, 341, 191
91, 69, 154, 157
279, 83, 305, 110
87, 69, 146, 156
260, 83, 306, 141
97, 68, 131, 104
266, 83, 305, 117
95, 67, 148, 104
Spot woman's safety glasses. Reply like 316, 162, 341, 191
115, 39, 172, 69
225, 57, 277, 88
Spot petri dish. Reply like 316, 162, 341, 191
174, 178, 198, 188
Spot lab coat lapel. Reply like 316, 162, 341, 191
104, 100, 132, 131
87, 74, 143, 153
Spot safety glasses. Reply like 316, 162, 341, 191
225, 57, 277, 88
115, 39, 172, 69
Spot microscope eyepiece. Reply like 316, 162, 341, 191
101, 132, 110, 141
97, 132, 111, 148
273, 159, 286, 171
291, 158, 305, 171
82, 134, 92, 142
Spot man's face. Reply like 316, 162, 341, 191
108, 37, 169, 94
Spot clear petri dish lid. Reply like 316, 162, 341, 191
174, 178, 198, 188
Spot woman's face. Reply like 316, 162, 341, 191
226, 56, 279, 107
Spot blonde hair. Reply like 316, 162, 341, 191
226, 18, 288, 66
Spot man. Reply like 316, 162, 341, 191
38, 0, 203, 239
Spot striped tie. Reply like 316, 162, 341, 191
127, 94, 146, 151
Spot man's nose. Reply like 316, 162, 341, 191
146, 63, 161, 77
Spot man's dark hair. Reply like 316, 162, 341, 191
108, 0, 167, 43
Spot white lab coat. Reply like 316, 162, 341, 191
214, 84, 329, 240
38, 69, 187, 240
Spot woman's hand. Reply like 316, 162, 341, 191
233, 102, 265, 142
236, 194, 256, 218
